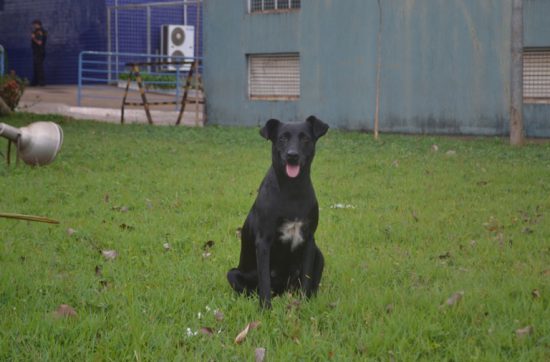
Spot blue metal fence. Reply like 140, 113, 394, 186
77, 51, 202, 108
0, 45, 5, 76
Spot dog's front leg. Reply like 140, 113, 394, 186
255, 237, 272, 309
300, 239, 321, 298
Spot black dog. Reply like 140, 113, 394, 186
227, 116, 329, 309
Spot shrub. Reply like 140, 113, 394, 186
0, 71, 27, 110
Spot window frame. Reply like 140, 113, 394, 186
247, 53, 301, 101
523, 47, 550, 104
248, 0, 300, 14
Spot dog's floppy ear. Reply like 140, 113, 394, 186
306, 115, 329, 140
260, 119, 281, 141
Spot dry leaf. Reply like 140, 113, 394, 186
67, 228, 76, 236
235, 227, 242, 239
54, 304, 77, 318
385, 303, 394, 314
214, 309, 224, 321
438, 252, 451, 260
235, 321, 261, 344
446, 150, 457, 156
199, 327, 214, 336
411, 210, 419, 222
202, 252, 212, 258
255, 347, 266, 362
444, 291, 464, 307
203, 240, 215, 250
431, 144, 439, 152
329, 302, 338, 309
102, 250, 118, 261
532, 289, 541, 299
163, 243, 171, 251
542, 269, 550, 276
103, 193, 110, 203
391, 159, 399, 167
286, 299, 301, 311
515, 325, 533, 338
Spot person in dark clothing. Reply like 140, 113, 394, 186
31, 19, 47, 86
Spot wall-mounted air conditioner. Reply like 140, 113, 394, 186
161, 25, 195, 71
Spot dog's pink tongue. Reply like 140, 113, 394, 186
286, 164, 300, 178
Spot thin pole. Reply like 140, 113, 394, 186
107, 9, 112, 83
195, 1, 200, 125
510, 0, 525, 145
0, 212, 60, 224
374, 0, 383, 140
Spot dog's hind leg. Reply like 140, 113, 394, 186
309, 247, 324, 295
227, 268, 258, 295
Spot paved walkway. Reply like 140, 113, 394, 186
19, 85, 204, 126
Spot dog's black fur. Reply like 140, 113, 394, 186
227, 115, 329, 309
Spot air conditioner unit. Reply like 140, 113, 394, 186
161, 25, 195, 71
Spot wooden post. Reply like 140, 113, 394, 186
510, 0, 525, 145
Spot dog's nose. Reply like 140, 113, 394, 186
286, 151, 299, 164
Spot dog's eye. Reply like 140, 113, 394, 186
300, 136, 311, 144
278, 135, 288, 144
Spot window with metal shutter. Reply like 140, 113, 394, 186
523, 48, 550, 103
248, 53, 300, 101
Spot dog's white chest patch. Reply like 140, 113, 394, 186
279, 220, 304, 251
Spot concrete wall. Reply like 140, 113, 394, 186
204, 0, 550, 136
0, 0, 107, 84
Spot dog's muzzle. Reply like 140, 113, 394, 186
285, 151, 300, 178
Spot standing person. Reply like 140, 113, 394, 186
31, 19, 47, 86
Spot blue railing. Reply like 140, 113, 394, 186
0, 45, 5, 76
77, 51, 202, 107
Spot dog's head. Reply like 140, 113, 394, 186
260, 116, 329, 179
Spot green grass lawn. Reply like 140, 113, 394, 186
1, 113, 549, 361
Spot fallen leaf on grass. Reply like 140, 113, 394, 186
112, 205, 129, 213
235, 321, 261, 344
328, 302, 338, 309
54, 304, 77, 318
67, 228, 76, 236
214, 309, 224, 321
542, 269, 550, 276
102, 250, 118, 261
286, 299, 301, 311
255, 347, 266, 362
431, 144, 439, 152
202, 252, 212, 259
235, 227, 242, 239
199, 327, 214, 336
411, 210, 419, 222
385, 304, 394, 314
532, 289, 541, 299
515, 325, 533, 338
103, 193, 110, 203
446, 150, 457, 156
391, 159, 399, 167
438, 252, 451, 260
163, 243, 171, 251
203, 240, 215, 250
443, 291, 464, 307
